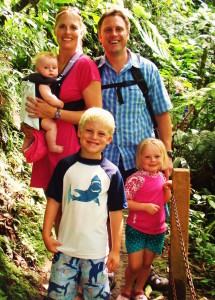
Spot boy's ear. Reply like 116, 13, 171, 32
106, 136, 112, 145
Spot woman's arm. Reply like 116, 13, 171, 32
26, 80, 102, 125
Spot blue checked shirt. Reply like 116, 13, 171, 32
98, 49, 172, 170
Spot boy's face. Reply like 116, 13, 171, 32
36, 57, 58, 78
78, 120, 112, 159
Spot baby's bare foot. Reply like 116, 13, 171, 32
49, 145, 64, 153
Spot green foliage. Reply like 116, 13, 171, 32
0, 0, 215, 298
173, 129, 215, 193
0, 244, 39, 300
189, 198, 215, 291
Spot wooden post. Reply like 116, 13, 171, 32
169, 168, 190, 300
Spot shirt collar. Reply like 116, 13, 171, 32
98, 49, 141, 72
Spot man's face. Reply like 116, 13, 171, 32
98, 15, 129, 56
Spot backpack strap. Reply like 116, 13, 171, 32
52, 51, 84, 98
95, 55, 158, 137
57, 51, 84, 83
131, 66, 158, 137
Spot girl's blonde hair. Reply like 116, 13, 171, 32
136, 138, 169, 170
79, 108, 115, 137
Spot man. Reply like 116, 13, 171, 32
97, 8, 173, 292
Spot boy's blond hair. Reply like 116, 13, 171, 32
79, 108, 115, 137
136, 138, 169, 170
33, 51, 57, 67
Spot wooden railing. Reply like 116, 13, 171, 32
169, 168, 191, 300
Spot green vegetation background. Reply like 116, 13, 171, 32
0, 0, 214, 299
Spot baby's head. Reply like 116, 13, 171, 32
79, 107, 115, 137
136, 138, 169, 171
34, 51, 58, 78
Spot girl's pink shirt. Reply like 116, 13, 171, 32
125, 170, 166, 234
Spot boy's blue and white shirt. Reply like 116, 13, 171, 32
46, 152, 127, 260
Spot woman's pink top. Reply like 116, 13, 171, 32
30, 54, 101, 189
125, 170, 166, 234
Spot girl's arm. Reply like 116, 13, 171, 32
26, 80, 102, 125
39, 84, 64, 108
128, 200, 160, 215
43, 197, 62, 253
163, 180, 172, 204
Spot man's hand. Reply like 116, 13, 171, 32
164, 157, 173, 180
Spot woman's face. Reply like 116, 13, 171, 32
54, 12, 83, 52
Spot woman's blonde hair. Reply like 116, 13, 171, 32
79, 108, 115, 137
54, 6, 86, 50
136, 138, 169, 170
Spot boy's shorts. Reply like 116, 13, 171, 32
125, 224, 165, 254
48, 252, 110, 300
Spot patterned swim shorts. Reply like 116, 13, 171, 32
48, 252, 110, 300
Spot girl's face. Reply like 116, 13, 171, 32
54, 12, 83, 52
141, 144, 163, 173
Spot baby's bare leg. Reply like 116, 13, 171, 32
41, 118, 64, 153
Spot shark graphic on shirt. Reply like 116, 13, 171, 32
67, 175, 102, 206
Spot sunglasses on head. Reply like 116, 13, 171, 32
57, 6, 81, 16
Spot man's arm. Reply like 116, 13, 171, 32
106, 210, 123, 272
156, 111, 172, 150
156, 111, 173, 179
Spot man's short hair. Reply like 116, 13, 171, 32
98, 8, 130, 33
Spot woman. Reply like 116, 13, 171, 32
23, 7, 102, 189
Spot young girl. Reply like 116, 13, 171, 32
117, 138, 172, 300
